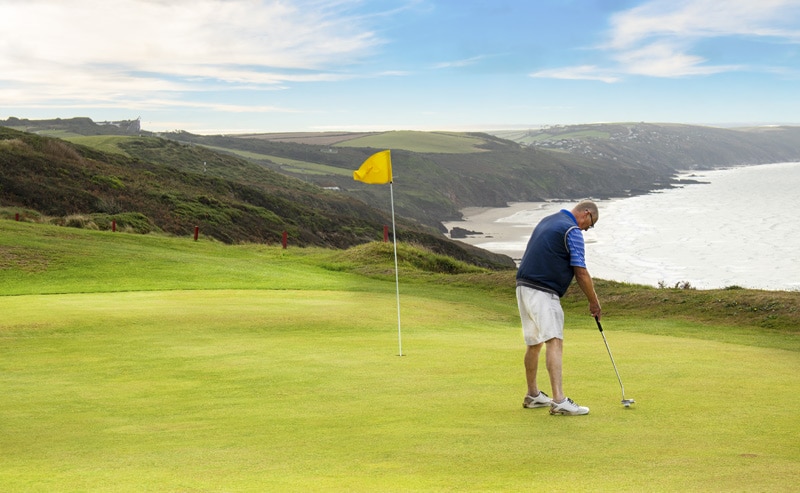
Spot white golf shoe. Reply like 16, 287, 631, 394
523, 391, 552, 408
549, 397, 590, 416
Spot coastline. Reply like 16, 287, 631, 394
442, 201, 573, 260
443, 167, 710, 249
443, 162, 800, 291
442, 169, 719, 262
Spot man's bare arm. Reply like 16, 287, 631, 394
574, 266, 601, 318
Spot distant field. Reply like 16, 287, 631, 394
528, 129, 612, 142
236, 130, 491, 153
266, 156, 353, 176
235, 131, 376, 146
227, 129, 493, 154
64, 135, 134, 156
335, 130, 490, 153
197, 144, 352, 176
5, 128, 83, 139
489, 130, 535, 142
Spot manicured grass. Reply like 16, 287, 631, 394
1, 220, 798, 491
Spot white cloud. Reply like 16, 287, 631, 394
607, 0, 800, 49
1, 0, 379, 69
612, 41, 741, 77
0, 0, 383, 108
534, 0, 800, 82
433, 55, 489, 70
530, 66, 620, 83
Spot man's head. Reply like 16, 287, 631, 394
572, 200, 598, 231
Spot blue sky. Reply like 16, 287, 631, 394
2, 0, 799, 134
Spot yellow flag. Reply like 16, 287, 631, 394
353, 150, 392, 184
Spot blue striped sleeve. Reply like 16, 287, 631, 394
566, 227, 586, 268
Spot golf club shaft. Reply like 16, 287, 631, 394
595, 317, 626, 399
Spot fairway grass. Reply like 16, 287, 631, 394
1, 289, 797, 492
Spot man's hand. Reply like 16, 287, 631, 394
588, 300, 602, 319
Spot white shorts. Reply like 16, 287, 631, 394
516, 285, 564, 346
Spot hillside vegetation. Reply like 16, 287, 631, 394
0, 126, 513, 269
4, 117, 800, 246
163, 122, 800, 228
499, 123, 800, 170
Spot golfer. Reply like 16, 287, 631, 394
517, 200, 601, 416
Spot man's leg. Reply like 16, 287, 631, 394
524, 343, 544, 396
545, 337, 564, 402
546, 336, 590, 415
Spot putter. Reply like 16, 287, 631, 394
595, 317, 635, 407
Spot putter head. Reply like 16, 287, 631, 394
622, 399, 635, 407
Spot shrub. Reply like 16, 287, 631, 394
42, 139, 84, 163
111, 212, 156, 234
90, 212, 156, 234
63, 215, 98, 230
658, 280, 696, 290
0, 138, 31, 152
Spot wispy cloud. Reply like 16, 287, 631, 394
607, 0, 800, 49
433, 55, 490, 70
0, 0, 385, 109
530, 66, 620, 84
531, 0, 800, 82
611, 41, 742, 77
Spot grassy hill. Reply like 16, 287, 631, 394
164, 122, 800, 228
498, 123, 800, 168
1, 220, 798, 491
0, 126, 513, 269
165, 129, 680, 225
5, 117, 800, 238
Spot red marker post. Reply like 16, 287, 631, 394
282, 231, 288, 249
194, 226, 199, 241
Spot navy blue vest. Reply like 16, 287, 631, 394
516, 210, 579, 297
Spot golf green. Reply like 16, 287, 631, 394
1, 289, 797, 491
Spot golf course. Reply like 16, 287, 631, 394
1, 219, 798, 492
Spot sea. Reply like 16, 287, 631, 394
444, 161, 800, 291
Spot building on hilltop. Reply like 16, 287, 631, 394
97, 116, 141, 134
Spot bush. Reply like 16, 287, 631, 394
42, 139, 84, 163
63, 215, 99, 230
0, 207, 42, 222
111, 212, 156, 234
89, 212, 156, 234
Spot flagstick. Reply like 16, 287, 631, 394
389, 182, 403, 356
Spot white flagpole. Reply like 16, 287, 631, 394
389, 182, 403, 356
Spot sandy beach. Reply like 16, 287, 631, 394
442, 201, 569, 260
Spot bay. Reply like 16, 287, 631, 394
443, 161, 800, 291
